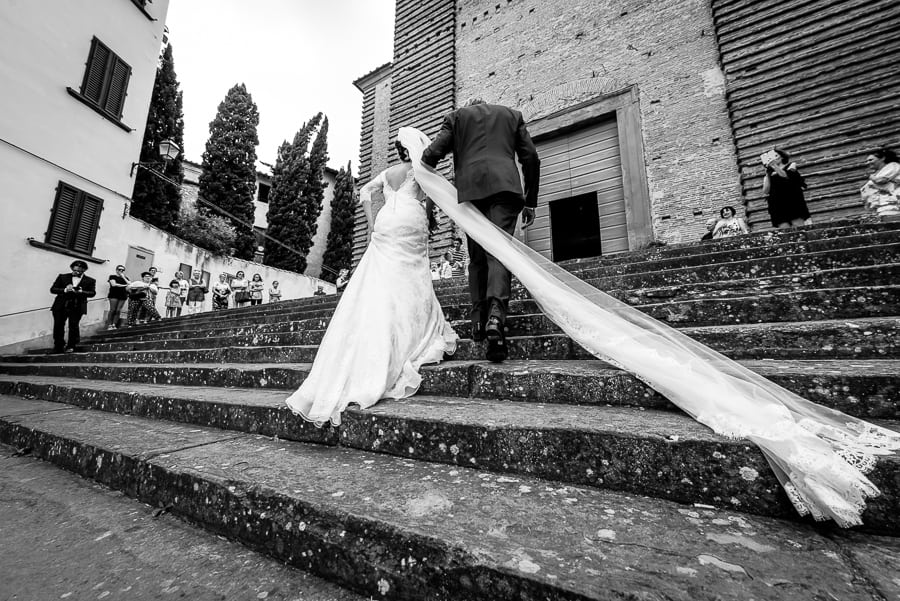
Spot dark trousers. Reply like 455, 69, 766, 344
467, 192, 524, 326
52, 310, 82, 350
127, 298, 160, 325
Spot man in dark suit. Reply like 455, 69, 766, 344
422, 98, 540, 362
50, 260, 97, 353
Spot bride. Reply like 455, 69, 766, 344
285, 140, 458, 426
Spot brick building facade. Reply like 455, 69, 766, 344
352, 0, 898, 264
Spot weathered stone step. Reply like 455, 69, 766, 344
2, 358, 896, 419
437, 263, 899, 308
73, 317, 900, 361
3, 397, 896, 600
436, 236, 900, 299
429, 221, 900, 292
4, 376, 899, 526
88, 236, 900, 342
443, 285, 900, 326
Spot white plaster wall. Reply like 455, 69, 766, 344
0, 0, 169, 198
0, 0, 335, 351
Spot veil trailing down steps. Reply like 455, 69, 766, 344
399, 126, 900, 527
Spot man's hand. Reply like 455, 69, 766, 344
521, 207, 535, 228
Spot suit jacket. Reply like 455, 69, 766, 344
422, 103, 541, 207
50, 273, 97, 315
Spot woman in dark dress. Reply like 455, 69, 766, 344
763, 149, 810, 228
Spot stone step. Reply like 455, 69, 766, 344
437, 263, 900, 308
443, 286, 900, 327
87, 282, 899, 347
3, 397, 897, 600
2, 358, 896, 419
87, 237, 900, 342
68, 316, 900, 361
431, 220, 900, 293
437, 237, 900, 299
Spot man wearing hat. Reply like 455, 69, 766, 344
49, 260, 97, 353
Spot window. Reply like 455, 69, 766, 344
45, 182, 104, 255
79, 37, 132, 121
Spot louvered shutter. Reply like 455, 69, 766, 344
103, 57, 130, 119
82, 39, 110, 104
46, 184, 80, 247
71, 194, 103, 254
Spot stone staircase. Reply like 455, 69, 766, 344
1, 219, 899, 600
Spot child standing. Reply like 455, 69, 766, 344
164, 279, 182, 318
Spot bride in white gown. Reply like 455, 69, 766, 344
285, 141, 458, 426
396, 126, 900, 528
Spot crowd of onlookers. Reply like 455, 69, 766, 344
104, 267, 288, 329
700, 146, 899, 241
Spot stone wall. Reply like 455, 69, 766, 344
456, 0, 742, 244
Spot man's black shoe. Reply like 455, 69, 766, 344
486, 338, 508, 363
485, 317, 503, 342
51, 346, 65, 354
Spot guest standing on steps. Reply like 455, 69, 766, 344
164, 279, 182, 318
185, 272, 207, 315
212, 274, 231, 311
763, 149, 810, 229
231, 271, 249, 307
268, 280, 282, 303
861, 147, 900, 218
106, 265, 129, 330
49, 260, 96, 353
125, 272, 161, 326
249, 274, 265, 306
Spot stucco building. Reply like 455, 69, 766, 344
0, 0, 332, 351
353, 0, 899, 263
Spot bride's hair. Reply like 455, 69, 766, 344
394, 140, 410, 163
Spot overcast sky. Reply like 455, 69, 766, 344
165, 0, 396, 175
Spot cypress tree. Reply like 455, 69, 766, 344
264, 113, 328, 272
130, 43, 184, 231
320, 161, 356, 283
199, 83, 259, 260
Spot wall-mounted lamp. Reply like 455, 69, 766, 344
131, 138, 181, 176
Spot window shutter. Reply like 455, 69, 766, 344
46, 184, 80, 247
72, 194, 104, 254
82, 39, 110, 103
103, 57, 131, 119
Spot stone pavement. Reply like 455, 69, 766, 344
0, 445, 365, 601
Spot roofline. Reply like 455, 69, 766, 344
353, 62, 393, 92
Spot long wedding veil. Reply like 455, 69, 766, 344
399, 126, 900, 527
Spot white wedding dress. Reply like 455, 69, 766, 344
285, 167, 458, 426
398, 126, 900, 527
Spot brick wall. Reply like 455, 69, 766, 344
455, 0, 743, 244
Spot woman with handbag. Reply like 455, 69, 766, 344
212, 274, 231, 311
230, 270, 249, 307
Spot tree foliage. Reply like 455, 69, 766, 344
174, 202, 237, 256
264, 113, 329, 273
130, 43, 184, 231
320, 162, 356, 283
198, 83, 259, 260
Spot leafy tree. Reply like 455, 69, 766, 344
131, 43, 184, 230
174, 202, 236, 255
320, 162, 356, 283
199, 83, 259, 260
264, 113, 329, 272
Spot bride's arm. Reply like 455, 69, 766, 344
359, 172, 385, 239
